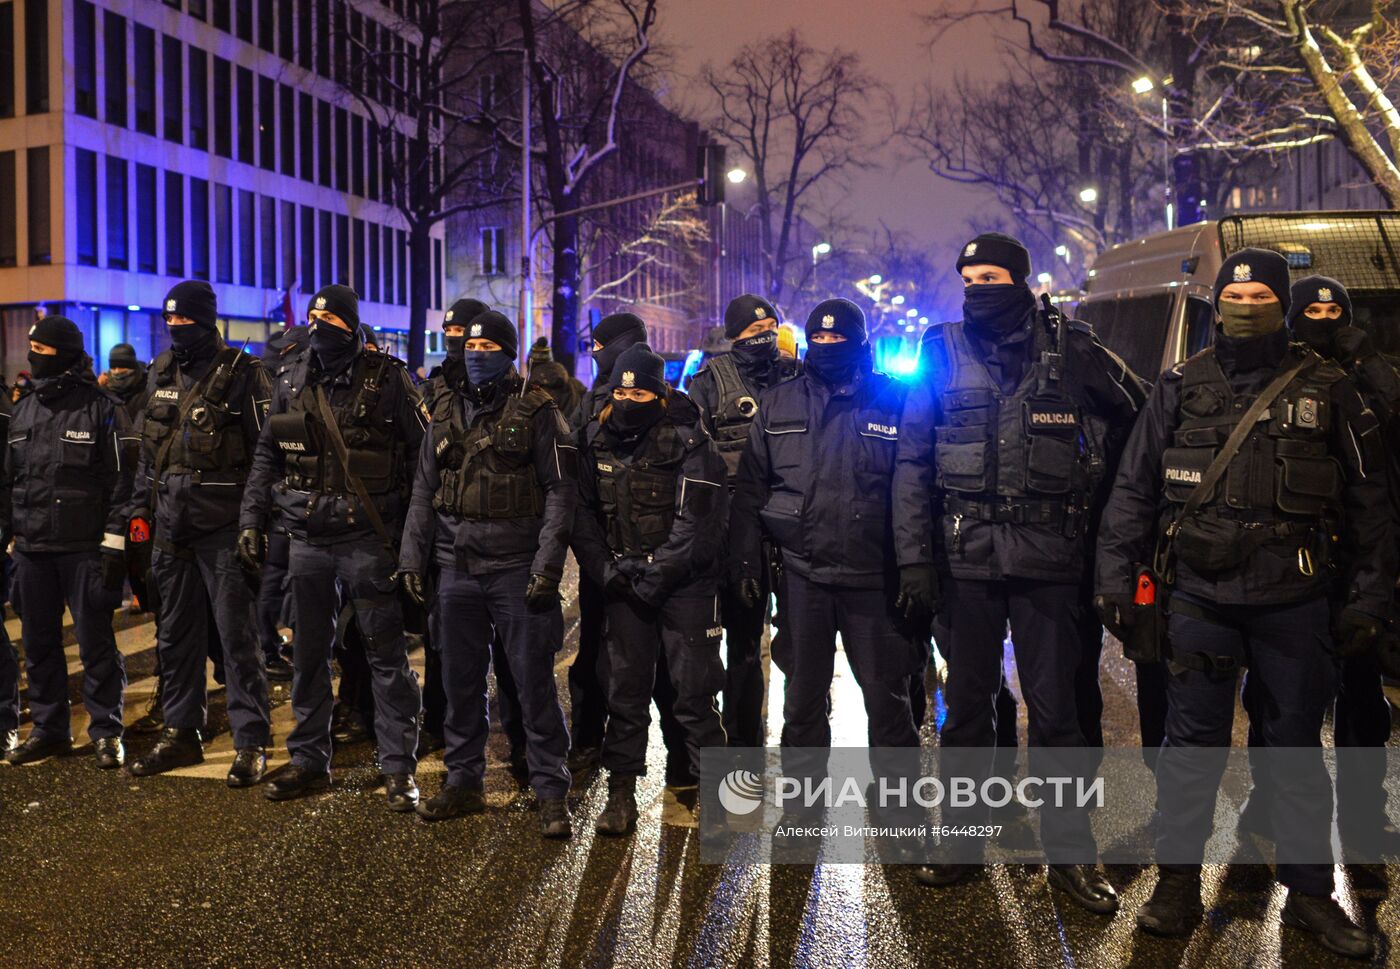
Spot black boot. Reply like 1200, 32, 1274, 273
415, 782, 485, 821
127, 728, 203, 776
539, 798, 572, 839
913, 864, 981, 888
1048, 864, 1119, 915
1281, 891, 1375, 959
226, 747, 267, 788
5, 732, 72, 765
384, 773, 420, 812
1136, 867, 1204, 937
264, 763, 332, 801
596, 775, 639, 836
94, 736, 125, 770
129, 684, 165, 735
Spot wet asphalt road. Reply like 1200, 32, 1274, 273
2, 560, 1398, 968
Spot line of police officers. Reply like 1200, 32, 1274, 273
1, 230, 1395, 958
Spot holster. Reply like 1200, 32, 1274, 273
1122, 564, 1168, 665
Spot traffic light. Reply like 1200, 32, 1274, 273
697, 144, 727, 207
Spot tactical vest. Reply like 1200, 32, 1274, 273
141, 346, 251, 476
932, 320, 1096, 527
430, 382, 549, 520
269, 350, 401, 496
593, 420, 688, 557
1162, 348, 1344, 523
703, 353, 760, 478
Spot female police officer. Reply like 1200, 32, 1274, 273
572, 343, 729, 835
398, 310, 576, 837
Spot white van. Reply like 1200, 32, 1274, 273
1077, 212, 1400, 380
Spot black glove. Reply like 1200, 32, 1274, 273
99, 549, 126, 591
236, 527, 266, 573
895, 565, 941, 622
1333, 325, 1375, 362
1094, 593, 1136, 642
736, 577, 762, 610
1334, 605, 1382, 658
606, 570, 640, 604
399, 571, 426, 607
525, 573, 560, 613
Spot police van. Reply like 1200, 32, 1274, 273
1076, 212, 1400, 381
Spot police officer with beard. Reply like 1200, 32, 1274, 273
1097, 249, 1393, 957
688, 295, 799, 746
4, 317, 133, 768
893, 233, 1144, 910
126, 282, 274, 784
574, 343, 728, 835
400, 310, 576, 836
239, 284, 426, 808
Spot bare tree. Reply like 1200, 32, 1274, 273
701, 32, 884, 305
579, 192, 710, 311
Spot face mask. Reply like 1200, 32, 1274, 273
107, 370, 144, 395
1291, 316, 1341, 353
465, 349, 512, 389
309, 320, 360, 374
608, 398, 664, 439
732, 330, 779, 370
1219, 301, 1285, 339
27, 351, 68, 380
804, 340, 867, 386
168, 323, 216, 364
963, 283, 1035, 337
445, 335, 466, 359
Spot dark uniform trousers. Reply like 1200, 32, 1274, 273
600, 593, 726, 778
721, 563, 769, 747
780, 572, 921, 750
257, 529, 292, 663
940, 576, 1096, 863
1157, 594, 1336, 895
437, 566, 570, 798
0, 614, 20, 738
13, 550, 126, 741
568, 572, 608, 752
153, 537, 270, 747
287, 536, 420, 774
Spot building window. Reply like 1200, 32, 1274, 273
74, 0, 96, 117
395, 229, 406, 305
296, 0, 311, 69
213, 58, 231, 157
258, 75, 275, 171
318, 209, 332, 290
236, 67, 254, 163
333, 0, 348, 87
133, 25, 155, 133
363, 19, 378, 104
381, 132, 394, 206
257, 0, 273, 52
0, 5, 13, 120
334, 107, 348, 192
134, 162, 156, 273
162, 35, 182, 143
367, 222, 379, 303
235, 0, 252, 43
315, 0, 330, 77
75, 149, 97, 266
23, 0, 46, 114
259, 195, 276, 288
25, 146, 49, 264
238, 189, 255, 286
189, 46, 208, 150
101, 11, 123, 125
335, 213, 348, 284
189, 0, 206, 19
481, 227, 505, 275
279, 84, 295, 176
190, 177, 209, 280
214, 183, 232, 283
366, 120, 379, 201
350, 114, 363, 197
0, 151, 15, 266
277, 0, 292, 61
299, 204, 314, 291
352, 217, 365, 293
212, 0, 228, 32
280, 199, 296, 291
165, 171, 184, 275
104, 155, 127, 270
298, 92, 313, 182
317, 99, 331, 187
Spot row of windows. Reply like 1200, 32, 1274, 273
69, 4, 415, 206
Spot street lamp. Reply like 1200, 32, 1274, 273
919, 316, 929, 325
1037, 271, 1053, 286
1054, 245, 1068, 259
1079, 187, 1098, 205
811, 242, 833, 292
905, 309, 918, 318
869, 274, 883, 284
1132, 75, 1155, 95
1132, 75, 1172, 230
891, 294, 906, 306
726, 168, 748, 184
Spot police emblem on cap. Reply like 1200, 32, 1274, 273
165, 298, 177, 312
821, 315, 835, 329
755, 307, 767, 319
315, 296, 327, 309
963, 243, 977, 257
445, 310, 454, 321
621, 371, 635, 388
1318, 287, 1333, 302
470, 323, 482, 337
1233, 263, 1253, 282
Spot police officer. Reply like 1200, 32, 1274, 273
123, 282, 272, 785
526, 337, 584, 418
893, 233, 1144, 910
574, 343, 729, 834
3, 316, 133, 768
238, 284, 425, 808
105, 343, 148, 419
0, 386, 15, 755
399, 310, 576, 836
1096, 249, 1392, 957
731, 299, 924, 761
689, 294, 799, 746
567, 312, 649, 770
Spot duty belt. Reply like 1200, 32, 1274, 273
943, 495, 1070, 525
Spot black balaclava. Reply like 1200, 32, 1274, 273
963, 283, 1036, 340
308, 284, 363, 376
592, 313, 648, 382
28, 316, 85, 380
732, 329, 779, 377
1287, 275, 1352, 354
803, 299, 870, 387
460, 309, 518, 394
605, 343, 668, 442
724, 293, 781, 375
163, 280, 221, 368
444, 297, 489, 361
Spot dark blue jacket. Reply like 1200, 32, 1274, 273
6, 363, 135, 554
730, 363, 907, 589
400, 371, 576, 579
239, 346, 426, 545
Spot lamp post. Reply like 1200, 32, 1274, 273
811, 241, 832, 293
1133, 75, 1173, 230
